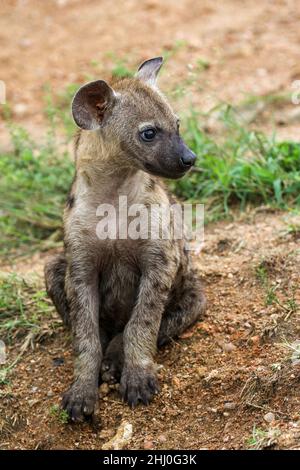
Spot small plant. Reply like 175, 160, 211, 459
265, 285, 278, 306
196, 57, 210, 72
49, 404, 70, 424
282, 222, 300, 240
247, 425, 279, 450
255, 265, 268, 285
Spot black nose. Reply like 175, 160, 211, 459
180, 148, 196, 168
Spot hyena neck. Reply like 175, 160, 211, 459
74, 130, 153, 205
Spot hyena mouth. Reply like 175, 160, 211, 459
143, 162, 187, 179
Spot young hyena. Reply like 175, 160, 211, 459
44, 57, 206, 422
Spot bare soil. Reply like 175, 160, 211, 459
0, 0, 300, 450
1, 210, 300, 450
1, 0, 300, 141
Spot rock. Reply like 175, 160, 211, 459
264, 412, 275, 423
250, 335, 260, 345
144, 439, 154, 450
99, 429, 115, 440
224, 402, 236, 410
19, 38, 32, 48
222, 342, 236, 353
209, 407, 218, 413
99, 382, 110, 397
197, 366, 207, 378
204, 369, 219, 382
158, 434, 167, 443
52, 357, 64, 367
172, 376, 181, 388
102, 421, 133, 450
13, 103, 28, 116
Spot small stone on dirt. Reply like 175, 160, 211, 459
250, 336, 260, 345
99, 383, 110, 397
52, 357, 64, 366
144, 439, 154, 449
224, 402, 236, 410
172, 376, 181, 388
197, 366, 207, 377
102, 421, 133, 450
264, 412, 275, 423
222, 342, 236, 353
13, 103, 28, 116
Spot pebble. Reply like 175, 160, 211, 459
204, 369, 219, 382
158, 434, 167, 443
197, 366, 207, 378
250, 335, 260, 345
19, 38, 32, 48
224, 402, 236, 410
52, 357, 64, 367
222, 342, 236, 353
264, 412, 275, 423
100, 429, 115, 439
172, 376, 181, 388
144, 439, 154, 450
102, 421, 133, 450
99, 383, 110, 397
13, 103, 28, 116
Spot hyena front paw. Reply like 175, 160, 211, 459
120, 365, 160, 408
61, 381, 98, 422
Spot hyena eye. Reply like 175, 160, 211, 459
140, 127, 157, 142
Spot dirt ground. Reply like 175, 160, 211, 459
1, 210, 300, 450
0, 0, 300, 450
1, 0, 300, 141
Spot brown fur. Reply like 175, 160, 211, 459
44, 58, 206, 421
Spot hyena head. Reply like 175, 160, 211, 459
72, 57, 196, 179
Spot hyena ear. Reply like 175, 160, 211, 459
136, 57, 163, 86
71, 80, 116, 130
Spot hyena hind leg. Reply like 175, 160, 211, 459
158, 268, 206, 348
101, 333, 124, 384
44, 253, 70, 327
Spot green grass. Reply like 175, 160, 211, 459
0, 273, 58, 343
49, 404, 70, 424
171, 106, 300, 219
247, 426, 268, 449
0, 273, 60, 383
0, 124, 73, 258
